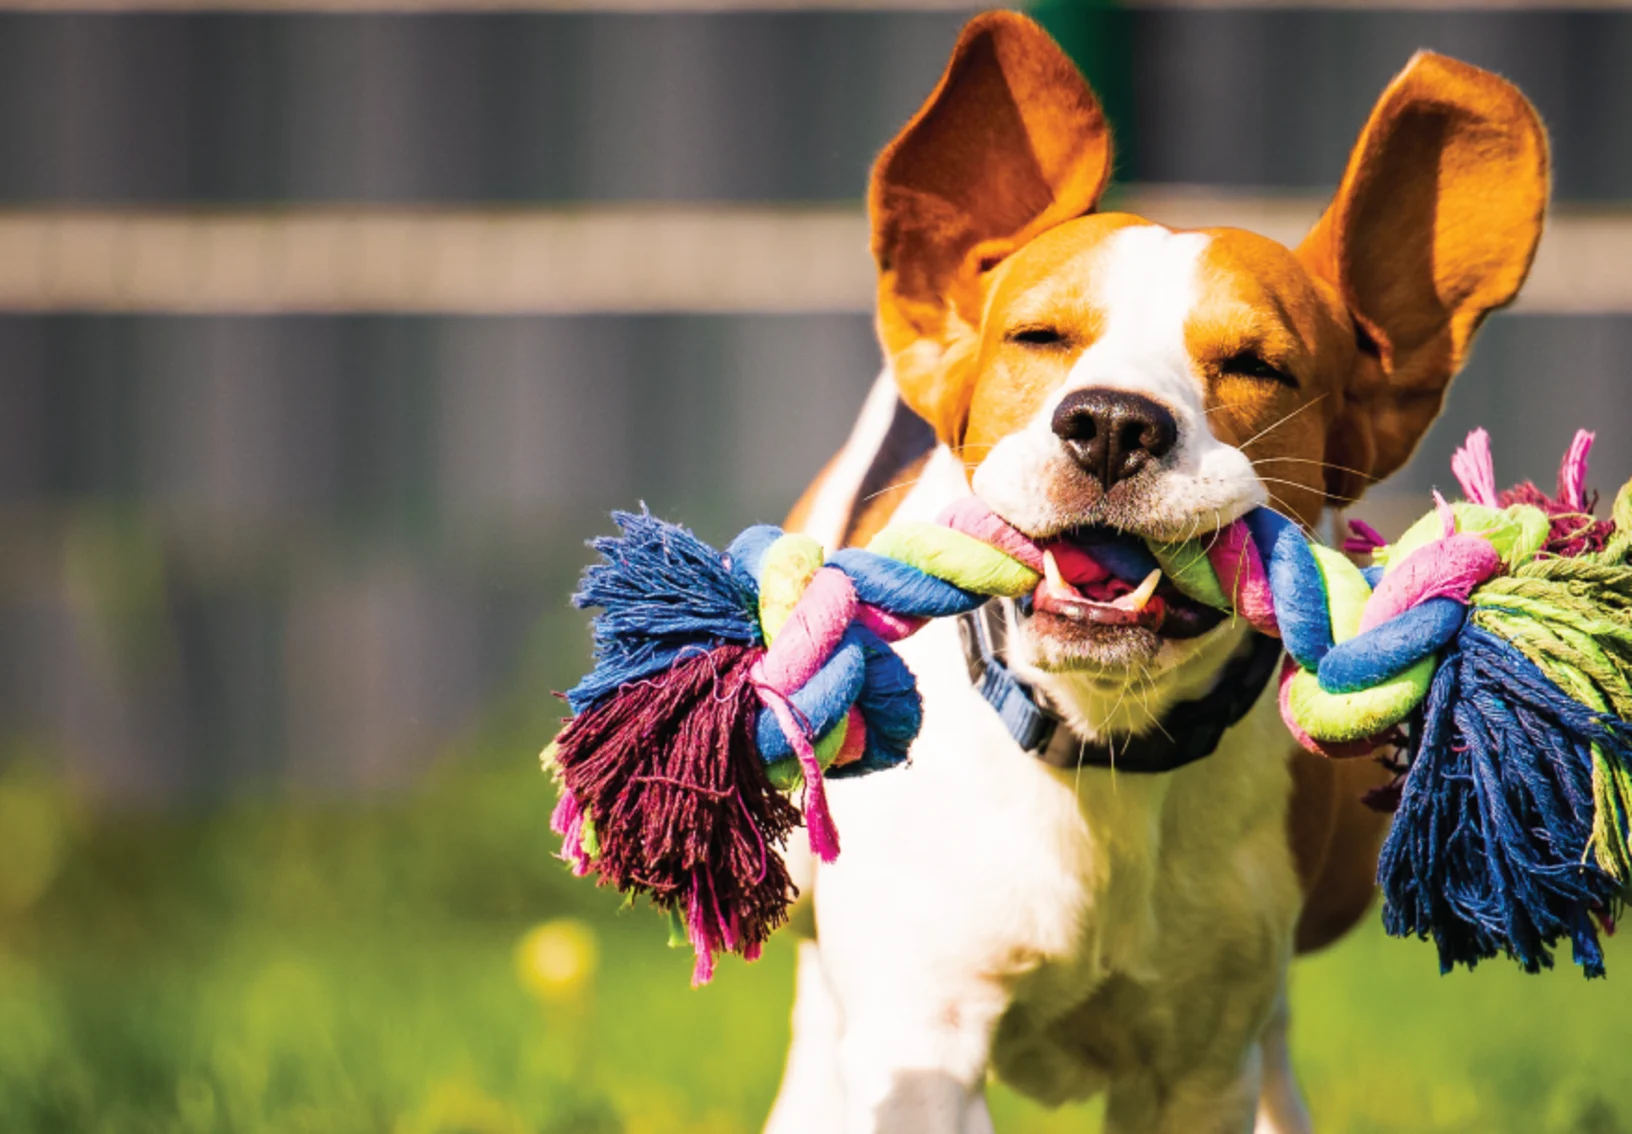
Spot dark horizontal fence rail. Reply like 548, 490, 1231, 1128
1, 312, 1621, 523
0, 313, 883, 525
2, 8, 1631, 204
0, 11, 968, 203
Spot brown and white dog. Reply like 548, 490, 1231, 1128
763, 11, 1548, 1134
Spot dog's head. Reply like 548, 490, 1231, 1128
870, 12, 1548, 711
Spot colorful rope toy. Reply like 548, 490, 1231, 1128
546, 429, 1632, 983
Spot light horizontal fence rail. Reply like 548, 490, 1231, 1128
0, 207, 872, 314
0, 9, 1626, 203
0, 193, 1626, 314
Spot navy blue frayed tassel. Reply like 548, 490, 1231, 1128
567, 510, 760, 714
1379, 624, 1627, 977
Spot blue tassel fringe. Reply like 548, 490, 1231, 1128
1379, 624, 1628, 978
567, 510, 760, 714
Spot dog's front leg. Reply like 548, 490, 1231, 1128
1253, 987, 1311, 1134
1104, 1058, 1263, 1134
831, 967, 1005, 1134
788, 622, 1076, 1133
766, 931, 1003, 1134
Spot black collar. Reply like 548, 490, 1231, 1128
956, 602, 1283, 774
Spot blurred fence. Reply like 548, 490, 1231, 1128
3, 3, 1632, 803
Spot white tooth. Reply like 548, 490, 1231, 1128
1119, 568, 1162, 612
1043, 549, 1067, 591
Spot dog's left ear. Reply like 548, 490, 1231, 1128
870, 11, 1113, 443
1298, 51, 1549, 504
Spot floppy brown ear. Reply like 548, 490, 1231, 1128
1299, 51, 1549, 504
870, 10, 1113, 443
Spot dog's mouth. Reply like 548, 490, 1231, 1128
1022, 524, 1226, 658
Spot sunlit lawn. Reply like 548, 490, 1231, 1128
2, 752, 1630, 1134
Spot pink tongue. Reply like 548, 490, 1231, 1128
1049, 543, 1111, 586
1032, 545, 1164, 628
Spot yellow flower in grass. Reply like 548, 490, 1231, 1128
515, 918, 598, 1003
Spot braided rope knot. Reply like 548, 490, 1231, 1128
711, 432, 1632, 856
550, 427, 1631, 981
733, 465, 1545, 769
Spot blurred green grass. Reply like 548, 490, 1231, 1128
2, 751, 1631, 1134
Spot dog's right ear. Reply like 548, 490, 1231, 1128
870, 11, 1113, 443
1297, 52, 1548, 504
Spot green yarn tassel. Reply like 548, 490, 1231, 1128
1470, 477, 1632, 880
1607, 476, 1632, 563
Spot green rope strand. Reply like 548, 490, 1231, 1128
1466, 485, 1632, 880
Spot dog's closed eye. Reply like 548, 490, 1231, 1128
1008, 326, 1068, 348
1220, 350, 1298, 388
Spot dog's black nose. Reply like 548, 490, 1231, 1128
1051, 389, 1178, 489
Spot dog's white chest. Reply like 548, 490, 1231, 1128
815, 616, 1302, 1106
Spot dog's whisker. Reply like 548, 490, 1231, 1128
861, 475, 931, 503
1100, 674, 1140, 786
1119, 658, 1167, 744
1254, 475, 1339, 511
1237, 393, 1328, 453
1201, 506, 1225, 557
1255, 474, 1327, 499
1251, 454, 1378, 483
1265, 492, 1322, 543
1073, 728, 1087, 798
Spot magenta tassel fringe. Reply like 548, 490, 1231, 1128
550, 789, 594, 877
1343, 518, 1387, 556
1451, 428, 1499, 507
1497, 429, 1614, 557
752, 673, 841, 863
550, 645, 801, 982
